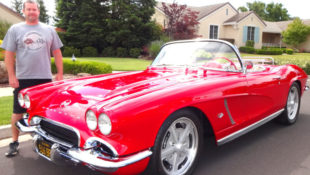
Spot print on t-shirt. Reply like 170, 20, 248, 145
23, 31, 45, 50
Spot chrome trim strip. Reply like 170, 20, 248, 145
224, 99, 236, 125
217, 109, 284, 146
84, 137, 119, 158
68, 148, 152, 169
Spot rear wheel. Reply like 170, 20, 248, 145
278, 82, 300, 125
144, 110, 203, 175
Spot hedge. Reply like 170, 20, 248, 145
51, 59, 112, 75
286, 49, 293, 55
256, 48, 283, 55
82, 46, 97, 57
239, 46, 255, 54
63, 46, 81, 57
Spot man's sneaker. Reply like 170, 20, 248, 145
5, 141, 19, 157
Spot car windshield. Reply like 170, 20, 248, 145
152, 41, 243, 72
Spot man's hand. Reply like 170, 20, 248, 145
55, 73, 63, 81
9, 76, 19, 88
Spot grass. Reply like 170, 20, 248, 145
0, 96, 13, 126
63, 57, 152, 71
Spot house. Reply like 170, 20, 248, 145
0, 2, 24, 24
153, 2, 310, 52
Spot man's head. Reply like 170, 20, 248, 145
23, 0, 40, 24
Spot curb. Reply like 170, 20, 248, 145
0, 124, 26, 140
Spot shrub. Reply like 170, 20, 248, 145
239, 46, 255, 53
246, 40, 254, 47
286, 49, 293, 55
51, 59, 112, 75
129, 48, 141, 58
149, 40, 165, 58
63, 46, 81, 57
82, 46, 97, 57
256, 48, 282, 55
0, 40, 4, 61
102, 47, 115, 57
116, 47, 128, 57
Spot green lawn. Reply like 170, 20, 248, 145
0, 96, 12, 126
64, 57, 152, 71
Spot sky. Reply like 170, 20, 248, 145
1, 0, 310, 22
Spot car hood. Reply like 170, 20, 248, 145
31, 68, 200, 123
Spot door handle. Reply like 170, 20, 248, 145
272, 76, 281, 80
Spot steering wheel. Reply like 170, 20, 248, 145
211, 57, 237, 70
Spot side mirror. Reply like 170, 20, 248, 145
244, 61, 253, 69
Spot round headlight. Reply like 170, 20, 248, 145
18, 93, 24, 107
24, 94, 31, 109
98, 113, 112, 135
86, 110, 97, 130
30, 116, 42, 126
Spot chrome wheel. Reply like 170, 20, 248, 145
287, 86, 299, 120
160, 117, 199, 175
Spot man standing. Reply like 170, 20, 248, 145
1, 0, 63, 157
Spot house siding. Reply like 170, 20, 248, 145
198, 4, 237, 39
0, 6, 24, 24
151, 7, 168, 29
234, 13, 265, 49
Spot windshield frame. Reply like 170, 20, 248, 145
151, 39, 245, 73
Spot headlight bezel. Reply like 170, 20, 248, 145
98, 113, 112, 135
24, 94, 31, 109
18, 93, 25, 107
86, 110, 97, 131
29, 116, 42, 126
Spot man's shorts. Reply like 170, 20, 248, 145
13, 79, 52, 114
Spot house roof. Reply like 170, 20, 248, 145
263, 19, 310, 34
156, 2, 238, 21
224, 11, 267, 26
0, 2, 25, 21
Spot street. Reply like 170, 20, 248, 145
0, 91, 310, 175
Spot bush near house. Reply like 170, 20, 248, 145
256, 48, 283, 55
0, 40, 4, 61
63, 46, 81, 57
129, 48, 141, 58
286, 49, 293, 55
239, 46, 255, 54
246, 40, 255, 47
51, 59, 112, 75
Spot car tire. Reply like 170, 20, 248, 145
277, 82, 301, 125
143, 109, 203, 175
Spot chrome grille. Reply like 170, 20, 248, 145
40, 119, 79, 147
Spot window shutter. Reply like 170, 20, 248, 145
254, 27, 260, 43
243, 26, 247, 43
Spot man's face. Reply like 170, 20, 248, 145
23, 3, 40, 23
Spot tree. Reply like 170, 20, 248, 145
162, 2, 199, 40
0, 20, 12, 39
55, 0, 160, 55
238, 1, 291, 21
266, 3, 290, 21
36, 0, 49, 24
11, 0, 23, 16
282, 18, 310, 48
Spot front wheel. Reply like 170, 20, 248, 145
144, 110, 203, 175
278, 82, 301, 125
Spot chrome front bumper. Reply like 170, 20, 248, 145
16, 118, 152, 172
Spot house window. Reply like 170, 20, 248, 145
247, 26, 255, 41
209, 25, 218, 39
226, 9, 228, 15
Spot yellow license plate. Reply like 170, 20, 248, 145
37, 140, 52, 158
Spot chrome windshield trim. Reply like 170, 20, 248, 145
68, 148, 152, 169
217, 109, 284, 146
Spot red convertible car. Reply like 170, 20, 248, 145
17, 39, 308, 175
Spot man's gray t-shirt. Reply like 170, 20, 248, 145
1, 22, 63, 79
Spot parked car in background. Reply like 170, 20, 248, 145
16, 39, 308, 175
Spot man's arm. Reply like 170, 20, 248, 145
4, 50, 19, 88
53, 49, 63, 81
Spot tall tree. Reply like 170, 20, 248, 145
55, 0, 159, 54
282, 18, 310, 48
239, 1, 291, 21
162, 2, 199, 40
266, 3, 290, 21
246, 1, 266, 19
36, 0, 50, 24
11, 0, 23, 16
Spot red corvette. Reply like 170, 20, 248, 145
16, 40, 308, 175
